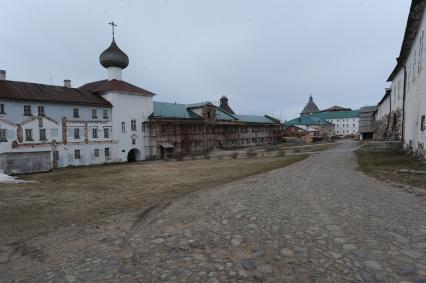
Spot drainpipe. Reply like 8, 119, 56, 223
385, 89, 392, 140
402, 64, 407, 143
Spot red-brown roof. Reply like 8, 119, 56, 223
79, 79, 156, 96
0, 80, 112, 107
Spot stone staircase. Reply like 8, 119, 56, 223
358, 141, 403, 152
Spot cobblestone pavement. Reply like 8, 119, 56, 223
1, 141, 426, 283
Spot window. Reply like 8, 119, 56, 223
73, 108, 79, 118
24, 105, 32, 116
74, 149, 81, 159
0, 129, 6, 142
74, 128, 80, 139
39, 129, 47, 141
92, 109, 97, 119
142, 123, 146, 132
94, 149, 99, 158
131, 119, 137, 131
38, 106, 45, 116
121, 122, 126, 132
421, 115, 426, 131
25, 129, 33, 141
0, 104, 5, 114
132, 138, 136, 145
103, 110, 109, 119
105, 147, 110, 158
92, 128, 98, 138
104, 128, 110, 138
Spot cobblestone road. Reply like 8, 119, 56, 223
1, 141, 426, 282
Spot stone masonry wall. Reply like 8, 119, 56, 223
375, 110, 402, 141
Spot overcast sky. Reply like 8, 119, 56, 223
1, 0, 410, 119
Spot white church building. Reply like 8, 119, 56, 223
0, 31, 155, 174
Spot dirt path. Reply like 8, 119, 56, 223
1, 141, 426, 282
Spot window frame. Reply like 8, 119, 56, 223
131, 119, 137, 131
73, 108, 79, 118
0, 129, 7, 142
39, 129, 47, 141
38, 106, 45, 116
0, 104, 5, 114
94, 148, 100, 158
25, 129, 33, 141
421, 115, 426, 131
92, 128, 98, 139
74, 149, 81, 160
24, 105, 32, 116
92, 109, 98, 119
74, 128, 80, 139
103, 110, 109, 119
104, 128, 110, 138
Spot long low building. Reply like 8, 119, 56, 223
0, 33, 282, 174
144, 98, 282, 159
377, 0, 426, 159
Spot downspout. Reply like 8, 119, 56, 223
402, 64, 407, 143
385, 91, 392, 139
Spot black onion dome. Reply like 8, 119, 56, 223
99, 39, 129, 69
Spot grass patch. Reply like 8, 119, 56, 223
355, 150, 426, 189
0, 154, 308, 241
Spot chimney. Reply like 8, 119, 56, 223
64, 79, 71, 88
0, 70, 6, 80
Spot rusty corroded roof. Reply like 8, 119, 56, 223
79, 79, 156, 96
0, 80, 112, 107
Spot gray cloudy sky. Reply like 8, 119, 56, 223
1, 0, 410, 119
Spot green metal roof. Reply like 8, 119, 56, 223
310, 110, 360, 120
152, 101, 202, 119
152, 101, 278, 124
234, 114, 278, 124
284, 116, 333, 126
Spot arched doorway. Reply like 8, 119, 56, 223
127, 148, 141, 162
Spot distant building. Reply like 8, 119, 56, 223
359, 106, 378, 140
284, 116, 335, 137
290, 96, 359, 137
310, 110, 360, 137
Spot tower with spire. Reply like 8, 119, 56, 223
300, 95, 320, 117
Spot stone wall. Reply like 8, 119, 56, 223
375, 110, 402, 141
0, 151, 51, 175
